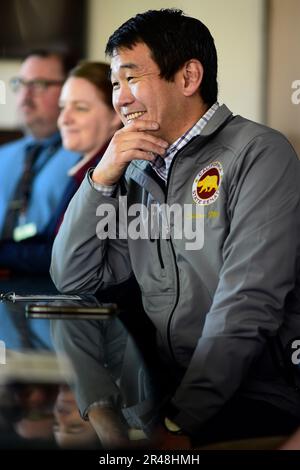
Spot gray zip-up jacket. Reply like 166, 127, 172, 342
51, 105, 300, 435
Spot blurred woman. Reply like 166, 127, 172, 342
52, 62, 121, 223
58, 61, 120, 177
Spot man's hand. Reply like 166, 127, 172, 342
151, 424, 192, 450
88, 405, 130, 449
92, 120, 169, 186
279, 427, 300, 450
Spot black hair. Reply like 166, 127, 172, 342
105, 8, 218, 105
22, 49, 78, 78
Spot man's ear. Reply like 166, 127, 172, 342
181, 59, 203, 97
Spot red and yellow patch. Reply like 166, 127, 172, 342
192, 162, 223, 205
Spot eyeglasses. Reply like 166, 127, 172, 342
10, 77, 64, 94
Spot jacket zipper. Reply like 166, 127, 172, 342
163, 132, 224, 361
150, 231, 165, 270
153, 116, 233, 362
157, 237, 165, 269
166, 238, 180, 363
164, 155, 181, 363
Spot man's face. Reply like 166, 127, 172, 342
110, 42, 188, 144
16, 55, 65, 138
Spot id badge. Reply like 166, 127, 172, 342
13, 222, 37, 242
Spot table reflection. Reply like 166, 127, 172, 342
0, 297, 101, 449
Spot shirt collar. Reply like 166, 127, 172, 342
25, 130, 61, 149
151, 102, 219, 182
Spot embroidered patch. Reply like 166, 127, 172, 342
192, 161, 223, 205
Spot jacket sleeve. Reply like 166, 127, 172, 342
50, 174, 132, 294
171, 131, 300, 435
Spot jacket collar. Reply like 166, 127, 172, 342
125, 104, 233, 202
200, 104, 232, 136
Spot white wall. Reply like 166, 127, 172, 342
0, 0, 266, 128
0, 60, 22, 128
87, 0, 267, 122
267, 0, 300, 156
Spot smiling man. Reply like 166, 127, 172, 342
51, 9, 300, 448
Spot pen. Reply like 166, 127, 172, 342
0, 292, 83, 302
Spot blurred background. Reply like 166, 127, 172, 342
0, 0, 299, 155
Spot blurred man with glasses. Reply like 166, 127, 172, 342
10, 53, 66, 139
0, 51, 80, 350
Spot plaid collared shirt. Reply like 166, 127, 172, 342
151, 102, 219, 183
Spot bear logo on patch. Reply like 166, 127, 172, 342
192, 162, 223, 205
